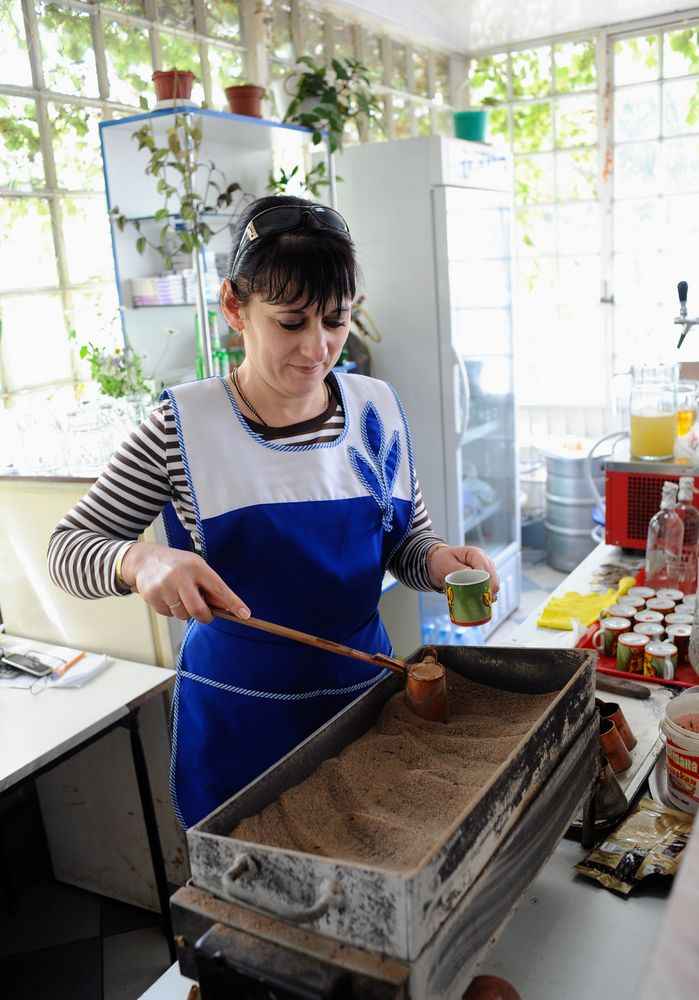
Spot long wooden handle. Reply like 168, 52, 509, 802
210, 607, 406, 675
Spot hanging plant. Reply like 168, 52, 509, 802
110, 108, 253, 270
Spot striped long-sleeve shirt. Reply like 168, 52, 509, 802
48, 378, 445, 599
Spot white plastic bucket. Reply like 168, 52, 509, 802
660, 692, 699, 813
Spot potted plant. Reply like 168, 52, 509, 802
110, 109, 252, 270
278, 56, 381, 153
152, 69, 196, 103
225, 82, 266, 118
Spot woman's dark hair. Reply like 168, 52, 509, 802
228, 194, 358, 312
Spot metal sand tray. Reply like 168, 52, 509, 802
183, 645, 597, 968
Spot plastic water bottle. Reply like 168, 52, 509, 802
676, 476, 699, 594
645, 481, 684, 590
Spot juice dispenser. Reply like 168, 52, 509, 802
629, 364, 678, 461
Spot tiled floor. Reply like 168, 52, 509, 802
0, 545, 567, 1000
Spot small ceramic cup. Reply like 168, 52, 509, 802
633, 622, 665, 640
597, 700, 637, 750
655, 588, 685, 603
646, 597, 677, 615
601, 603, 641, 620
626, 586, 656, 601
616, 594, 645, 610
616, 632, 649, 673
666, 624, 691, 664
445, 569, 492, 626
665, 612, 693, 626
633, 609, 664, 625
593, 616, 632, 656
599, 717, 633, 772
643, 640, 678, 680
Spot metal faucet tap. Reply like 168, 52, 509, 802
675, 280, 699, 348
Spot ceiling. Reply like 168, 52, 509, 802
329, 1, 699, 52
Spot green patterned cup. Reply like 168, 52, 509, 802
445, 569, 492, 626
616, 632, 649, 673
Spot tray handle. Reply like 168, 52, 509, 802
221, 853, 344, 924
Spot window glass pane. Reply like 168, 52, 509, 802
614, 35, 660, 86
70, 287, 123, 353
0, 0, 32, 86
300, 8, 324, 60
663, 28, 699, 79
514, 154, 554, 204
392, 42, 408, 92
61, 197, 115, 285
665, 194, 699, 249
558, 203, 600, 253
662, 136, 699, 193
516, 257, 556, 299
434, 54, 450, 105
614, 199, 662, 251
614, 141, 659, 197
557, 255, 600, 302
157, 0, 195, 31
209, 45, 245, 110
614, 305, 666, 370
615, 83, 660, 141
206, 0, 240, 42
512, 102, 552, 153
2, 295, 71, 388
333, 20, 355, 61
556, 148, 597, 200
0, 97, 44, 190
662, 78, 699, 137
414, 103, 432, 136
614, 251, 662, 303
391, 96, 411, 138
555, 94, 596, 147
49, 104, 103, 191
413, 49, 429, 97
554, 39, 596, 94
104, 20, 152, 108
488, 106, 509, 148
0, 199, 57, 290
269, 1, 293, 61
469, 54, 507, 105
434, 106, 451, 135
515, 207, 555, 256
512, 46, 551, 98
159, 34, 203, 103
36, 3, 98, 97
363, 31, 384, 85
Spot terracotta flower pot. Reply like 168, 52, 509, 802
225, 84, 265, 118
152, 69, 196, 102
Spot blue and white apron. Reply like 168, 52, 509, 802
161, 372, 416, 828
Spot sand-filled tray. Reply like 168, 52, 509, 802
188, 645, 596, 961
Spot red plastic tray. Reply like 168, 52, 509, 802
577, 566, 698, 688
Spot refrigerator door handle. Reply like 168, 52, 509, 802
453, 350, 470, 442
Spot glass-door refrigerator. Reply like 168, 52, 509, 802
339, 136, 520, 643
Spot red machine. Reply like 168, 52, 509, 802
605, 459, 699, 549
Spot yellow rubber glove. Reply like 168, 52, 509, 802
537, 588, 618, 630
616, 576, 637, 600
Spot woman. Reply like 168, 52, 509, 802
49, 195, 499, 828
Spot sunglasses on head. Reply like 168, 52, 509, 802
229, 204, 350, 279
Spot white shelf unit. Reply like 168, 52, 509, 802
99, 109, 324, 383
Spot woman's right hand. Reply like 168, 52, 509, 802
120, 541, 251, 624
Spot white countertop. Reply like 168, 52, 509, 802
0, 633, 174, 793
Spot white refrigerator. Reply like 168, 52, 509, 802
339, 136, 521, 643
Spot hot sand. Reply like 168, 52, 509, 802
230, 670, 557, 870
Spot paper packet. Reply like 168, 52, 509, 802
574, 796, 693, 894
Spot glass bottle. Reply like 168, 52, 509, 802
644, 481, 684, 590
689, 602, 699, 674
676, 476, 699, 594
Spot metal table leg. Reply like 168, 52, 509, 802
122, 707, 176, 963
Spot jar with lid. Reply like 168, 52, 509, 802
629, 364, 677, 461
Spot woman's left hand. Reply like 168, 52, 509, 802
427, 544, 500, 598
